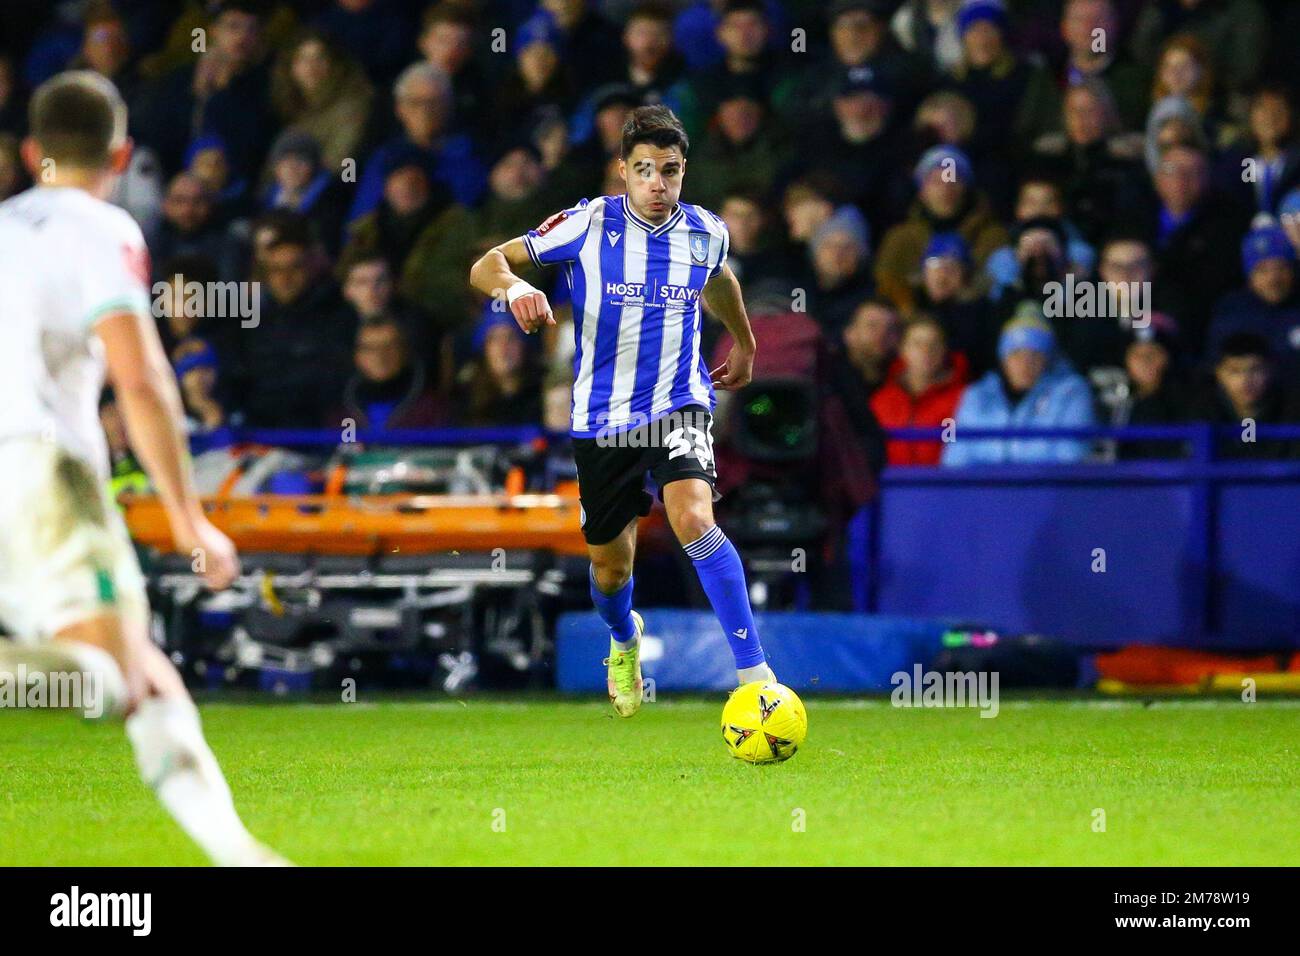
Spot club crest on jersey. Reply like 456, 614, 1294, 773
688, 231, 710, 264
536, 210, 568, 235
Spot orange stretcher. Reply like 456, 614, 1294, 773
120, 482, 589, 557
1094, 645, 1300, 695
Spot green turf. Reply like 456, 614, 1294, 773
2, 697, 1297, 866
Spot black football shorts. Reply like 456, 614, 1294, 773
572, 405, 719, 546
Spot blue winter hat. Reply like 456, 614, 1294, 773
174, 341, 219, 377
382, 141, 436, 180
914, 145, 973, 186
1241, 224, 1293, 274
836, 65, 892, 99
956, 0, 1008, 36
516, 11, 563, 55
810, 204, 870, 258
924, 231, 972, 266
269, 128, 322, 167
473, 307, 526, 354
184, 132, 229, 169
998, 305, 1056, 361
1278, 187, 1300, 222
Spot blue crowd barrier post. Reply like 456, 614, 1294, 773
844, 502, 877, 613
1189, 423, 1217, 642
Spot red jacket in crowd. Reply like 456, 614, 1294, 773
870, 351, 971, 466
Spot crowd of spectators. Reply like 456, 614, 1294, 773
4, 0, 1300, 466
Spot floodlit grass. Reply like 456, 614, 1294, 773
2, 697, 1297, 866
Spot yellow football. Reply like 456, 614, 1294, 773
721, 681, 808, 763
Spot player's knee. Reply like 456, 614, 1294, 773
53, 612, 141, 718
46, 638, 130, 719
671, 503, 715, 546
590, 559, 631, 593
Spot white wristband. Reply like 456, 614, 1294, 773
505, 280, 539, 305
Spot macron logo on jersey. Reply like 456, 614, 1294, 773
606, 230, 621, 246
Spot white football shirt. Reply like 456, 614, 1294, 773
0, 186, 151, 478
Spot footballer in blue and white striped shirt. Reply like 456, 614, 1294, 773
471, 105, 776, 716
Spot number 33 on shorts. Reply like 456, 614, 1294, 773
665, 423, 714, 470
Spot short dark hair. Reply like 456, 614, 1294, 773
721, 186, 766, 209
159, 254, 218, 288
620, 104, 689, 158
253, 209, 314, 253
856, 298, 900, 317
626, 1, 675, 26
902, 312, 948, 343
422, 1, 476, 31
215, 0, 268, 20
1017, 172, 1064, 197
1249, 81, 1294, 109
721, 0, 767, 19
84, 1, 125, 30
1217, 332, 1273, 364
358, 316, 408, 346
29, 70, 126, 168
1099, 231, 1151, 253
784, 171, 845, 207
337, 243, 392, 280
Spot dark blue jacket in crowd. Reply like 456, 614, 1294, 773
1208, 288, 1300, 377
347, 133, 486, 223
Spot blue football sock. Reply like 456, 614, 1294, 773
684, 526, 766, 669
590, 568, 637, 644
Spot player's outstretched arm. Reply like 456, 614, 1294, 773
97, 310, 239, 590
469, 237, 555, 335
702, 262, 756, 391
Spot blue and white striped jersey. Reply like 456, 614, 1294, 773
523, 195, 730, 437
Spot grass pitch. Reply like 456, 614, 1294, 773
2, 697, 1297, 866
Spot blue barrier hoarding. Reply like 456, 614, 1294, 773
555, 610, 947, 692
875, 477, 1199, 645
870, 462, 1300, 649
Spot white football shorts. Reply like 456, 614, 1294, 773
0, 439, 147, 642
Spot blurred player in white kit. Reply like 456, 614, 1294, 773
0, 70, 287, 866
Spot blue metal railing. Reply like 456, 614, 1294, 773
190, 422, 1300, 452
880, 422, 1300, 448
190, 425, 548, 454
184, 421, 1299, 642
